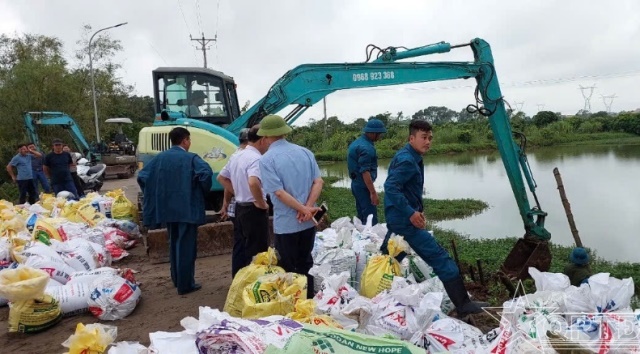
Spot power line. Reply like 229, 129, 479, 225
215, 0, 221, 66
176, 0, 192, 36
601, 94, 618, 113
146, 40, 168, 65
344, 68, 640, 93
190, 32, 217, 68
578, 84, 597, 112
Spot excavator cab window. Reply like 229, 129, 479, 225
155, 71, 235, 125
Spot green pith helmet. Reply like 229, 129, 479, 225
257, 115, 292, 137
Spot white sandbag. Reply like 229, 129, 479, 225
53, 238, 100, 272
410, 317, 484, 352
24, 254, 75, 284
107, 341, 149, 354
367, 283, 445, 340
45, 277, 64, 289
352, 239, 378, 289
87, 241, 112, 267
0, 237, 11, 262
529, 266, 570, 291
56, 222, 88, 241
330, 216, 355, 233
67, 267, 119, 286
313, 271, 359, 315
88, 275, 141, 320
18, 241, 63, 261
588, 272, 634, 313
314, 248, 357, 289
408, 254, 435, 283
45, 282, 92, 316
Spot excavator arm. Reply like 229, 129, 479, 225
23, 111, 94, 158
229, 38, 551, 244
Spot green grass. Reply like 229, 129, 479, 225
320, 176, 640, 306
319, 176, 488, 223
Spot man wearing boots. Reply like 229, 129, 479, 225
380, 119, 488, 321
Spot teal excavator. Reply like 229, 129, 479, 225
137, 38, 553, 279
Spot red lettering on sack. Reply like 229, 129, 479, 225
113, 284, 133, 303
430, 333, 456, 349
40, 267, 55, 277
89, 306, 103, 317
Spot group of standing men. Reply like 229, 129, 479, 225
138, 115, 322, 299
137, 114, 486, 320
348, 118, 488, 320
6, 139, 85, 204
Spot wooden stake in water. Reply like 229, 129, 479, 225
553, 167, 583, 248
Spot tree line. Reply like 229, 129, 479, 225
1, 28, 639, 189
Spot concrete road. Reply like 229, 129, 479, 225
102, 174, 140, 205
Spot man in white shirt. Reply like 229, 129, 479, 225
217, 125, 271, 276
220, 128, 250, 221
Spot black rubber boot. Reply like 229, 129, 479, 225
442, 275, 489, 321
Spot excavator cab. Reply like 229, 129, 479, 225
152, 67, 241, 126
105, 117, 135, 155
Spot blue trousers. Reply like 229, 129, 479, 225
351, 182, 378, 226
167, 222, 198, 293
32, 170, 51, 196
381, 223, 460, 282
52, 180, 79, 199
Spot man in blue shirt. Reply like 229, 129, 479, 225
258, 115, 323, 299
381, 119, 488, 321
6, 143, 41, 204
43, 139, 78, 199
138, 127, 213, 295
27, 142, 51, 197
347, 118, 386, 225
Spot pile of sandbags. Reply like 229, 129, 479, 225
0, 190, 143, 334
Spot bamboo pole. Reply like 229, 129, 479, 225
553, 167, 583, 248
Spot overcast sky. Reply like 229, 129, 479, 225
2, 0, 639, 125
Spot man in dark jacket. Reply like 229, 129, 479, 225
137, 127, 213, 295
380, 119, 488, 321
347, 118, 386, 226
563, 247, 592, 286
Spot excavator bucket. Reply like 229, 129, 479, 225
500, 237, 552, 280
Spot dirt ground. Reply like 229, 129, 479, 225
0, 175, 235, 353
0, 175, 502, 353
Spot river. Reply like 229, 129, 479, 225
321, 143, 640, 263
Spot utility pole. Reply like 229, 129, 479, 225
601, 94, 617, 113
578, 84, 597, 113
190, 32, 217, 68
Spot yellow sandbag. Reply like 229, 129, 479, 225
76, 203, 105, 227
223, 247, 285, 317
0, 200, 14, 212
105, 189, 124, 199
31, 218, 64, 245
111, 195, 136, 220
8, 294, 63, 333
241, 272, 307, 319
61, 323, 118, 354
2, 215, 26, 233
1, 208, 16, 220
40, 195, 56, 211
0, 266, 50, 301
286, 299, 344, 329
359, 235, 407, 298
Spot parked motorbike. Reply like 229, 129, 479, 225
76, 157, 106, 192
